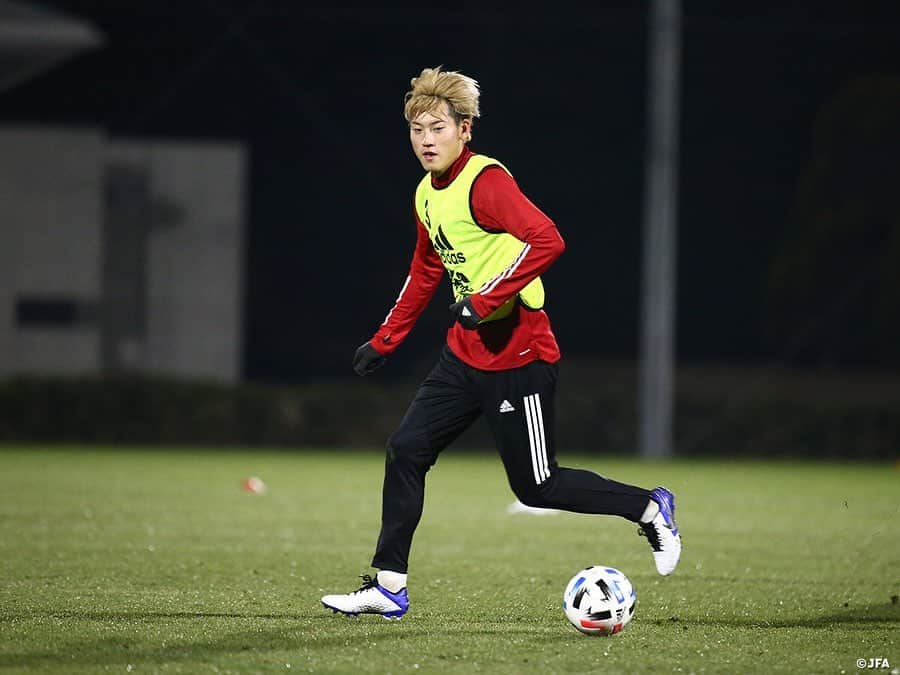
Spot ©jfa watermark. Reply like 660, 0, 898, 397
856, 657, 891, 670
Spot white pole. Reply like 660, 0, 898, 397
639, 0, 681, 459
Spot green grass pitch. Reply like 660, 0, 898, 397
0, 447, 897, 674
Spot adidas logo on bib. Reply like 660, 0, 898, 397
499, 400, 516, 413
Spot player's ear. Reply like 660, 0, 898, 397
459, 118, 472, 142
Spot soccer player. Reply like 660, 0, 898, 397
321, 67, 681, 620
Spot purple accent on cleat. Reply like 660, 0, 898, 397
650, 486, 678, 536
376, 586, 409, 618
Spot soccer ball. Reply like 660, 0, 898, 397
562, 566, 636, 636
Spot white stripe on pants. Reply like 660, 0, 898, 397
524, 393, 550, 484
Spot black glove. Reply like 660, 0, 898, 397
353, 341, 387, 376
449, 296, 482, 329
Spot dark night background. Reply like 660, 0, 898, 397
4, 1, 900, 383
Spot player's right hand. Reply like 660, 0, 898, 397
353, 341, 387, 376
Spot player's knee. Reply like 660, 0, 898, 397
385, 430, 414, 463
514, 473, 559, 508
513, 481, 552, 509
516, 491, 549, 509
386, 428, 432, 469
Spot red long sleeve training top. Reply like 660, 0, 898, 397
371, 147, 565, 371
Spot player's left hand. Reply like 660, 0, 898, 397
449, 296, 482, 329
353, 341, 387, 376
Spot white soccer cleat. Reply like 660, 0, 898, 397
638, 486, 682, 575
321, 575, 409, 620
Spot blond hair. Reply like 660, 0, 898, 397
404, 66, 481, 125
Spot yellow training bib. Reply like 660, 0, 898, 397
414, 154, 545, 322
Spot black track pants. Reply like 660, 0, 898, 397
371, 346, 651, 573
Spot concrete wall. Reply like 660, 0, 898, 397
0, 125, 104, 375
0, 126, 245, 382
107, 140, 245, 382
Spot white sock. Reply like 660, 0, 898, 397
639, 498, 660, 524
376, 570, 407, 593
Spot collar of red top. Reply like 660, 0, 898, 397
431, 145, 474, 189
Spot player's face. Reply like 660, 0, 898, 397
409, 104, 471, 175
